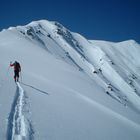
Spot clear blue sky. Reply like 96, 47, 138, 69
0, 0, 140, 43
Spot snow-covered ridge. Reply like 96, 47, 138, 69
1, 19, 140, 140
7, 19, 140, 112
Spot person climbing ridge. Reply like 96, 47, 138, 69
10, 61, 21, 82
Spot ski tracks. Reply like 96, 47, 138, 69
7, 82, 34, 140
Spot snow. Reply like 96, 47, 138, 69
0, 19, 140, 140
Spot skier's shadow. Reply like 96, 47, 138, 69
20, 82, 49, 95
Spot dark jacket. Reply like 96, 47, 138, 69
10, 62, 21, 72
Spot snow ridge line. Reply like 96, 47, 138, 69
7, 82, 33, 140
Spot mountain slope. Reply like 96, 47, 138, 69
0, 20, 140, 140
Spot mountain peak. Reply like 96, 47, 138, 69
0, 19, 140, 140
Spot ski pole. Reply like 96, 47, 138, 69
0, 65, 10, 89
5, 65, 10, 81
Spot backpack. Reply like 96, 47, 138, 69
15, 62, 21, 71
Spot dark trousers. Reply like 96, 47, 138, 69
14, 70, 19, 82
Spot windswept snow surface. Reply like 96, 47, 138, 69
0, 20, 140, 140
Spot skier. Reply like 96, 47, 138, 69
10, 61, 21, 82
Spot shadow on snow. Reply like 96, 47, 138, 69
20, 82, 49, 95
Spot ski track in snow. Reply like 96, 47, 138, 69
7, 82, 34, 140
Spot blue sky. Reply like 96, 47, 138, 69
0, 0, 140, 43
